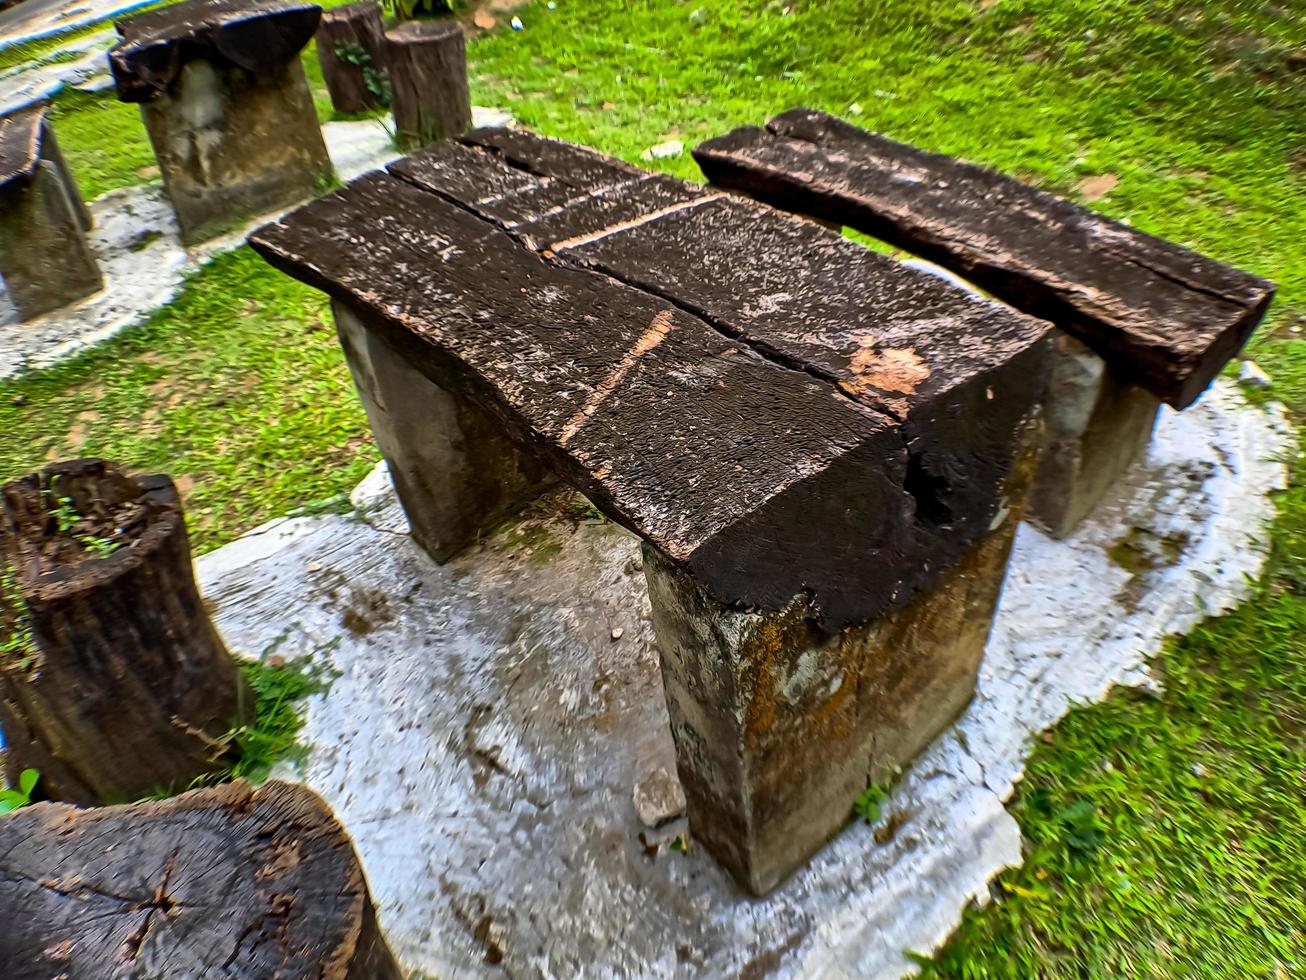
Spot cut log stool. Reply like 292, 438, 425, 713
0, 780, 403, 978
694, 109, 1276, 537
250, 130, 1050, 894
109, 0, 334, 245
0, 101, 101, 320
0, 459, 251, 804
316, 1, 389, 114
385, 18, 471, 148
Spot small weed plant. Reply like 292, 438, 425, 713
0, 768, 39, 814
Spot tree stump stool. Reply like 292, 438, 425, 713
316, 1, 388, 114
252, 129, 1051, 894
695, 108, 1276, 538
0, 101, 102, 321
109, 0, 334, 245
0, 459, 251, 804
385, 18, 470, 148
0, 780, 403, 978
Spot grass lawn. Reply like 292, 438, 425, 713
1, 0, 1303, 974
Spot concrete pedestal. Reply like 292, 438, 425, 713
0, 115, 101, 320
1029, 332, 1160, 538
138, 58, 332, 244
332, 300, 553, 561
643, 420, 1039, 895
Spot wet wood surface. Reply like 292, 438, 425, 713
111, 0, 322, 102
693, 108, 1275, 409
251, 131, 1049, 630
0, 780, 403, 978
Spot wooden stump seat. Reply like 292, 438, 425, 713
315, 1, 389, 115
694, 109, 1276, 537
0, 780, 403, 978
109, 0, 334, 244
250, 129, 1050, 893
0, 102, 101, 321
1, 459, 251, 804
384, 18, 470, 148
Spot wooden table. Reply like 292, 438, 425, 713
251, 128, 1050, 894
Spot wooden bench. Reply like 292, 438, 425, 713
695, 109, 1276, 535
0, 102, 101, 320
0, 781, 402, 978
109, 0, 333, 244
250, 129, 1050, 894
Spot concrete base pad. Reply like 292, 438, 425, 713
197, 382, 1287, 979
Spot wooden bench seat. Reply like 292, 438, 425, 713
250, 130, 1049, 893
694, 107, 1274, 411
695, 109, 1275, 536
0, 102, 101, 321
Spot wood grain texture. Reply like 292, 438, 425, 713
388, 132, 1050, 593
693, 108, 1275, 409
315, 1, 387, 114
251, 172, 919, 630
110, 0, 322, 102
250, 131, 1048, 630
384, 18, 470, 147
0, 460, 250, 804
0, 780, 403, 979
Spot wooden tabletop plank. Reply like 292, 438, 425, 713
251, 170, 929, 629
0, 102, 46, 193
694, 108, 1274, 408
389, 130, 1050, 572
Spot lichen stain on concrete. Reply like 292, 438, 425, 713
197, 382, 1288, 979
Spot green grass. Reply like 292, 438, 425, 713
53, 91, 159, 200
0, 249, 378, 553
3, 0, 1305, 973
223, 653, 333, 784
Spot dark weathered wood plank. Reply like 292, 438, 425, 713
250, 171, 930, 630
391, 132, 1049, 576
111, 0, 321, 102
0, 102, 46, 192
0, 781, 403, 978
462, 125, 643, 187
387, 139, 706, 247
694, 108, 1274, 408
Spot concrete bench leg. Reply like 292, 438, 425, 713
644, 431, 1037, 895
140, 58, 333, 245
332, 300, 552, 561
1028, 332, 1159, 538
0, 130, 102, 321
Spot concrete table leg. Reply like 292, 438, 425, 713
1029, 332, 1160, 539
0, 127, 101, 321
645, 424, 1039, 895
332, 300, 553, 561
139, 59, 333, 245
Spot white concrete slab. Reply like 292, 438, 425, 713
197, 381, 1291, 979
0, 29, 114, 114
0, 0, 152, 53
